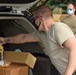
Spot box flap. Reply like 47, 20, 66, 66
3, 51, 37, 69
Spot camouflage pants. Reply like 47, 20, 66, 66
72, 71, 76, 75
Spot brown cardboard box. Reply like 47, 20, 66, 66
3, 51, 37, 69
0, 63, 28, 75
53, 14, 61, 22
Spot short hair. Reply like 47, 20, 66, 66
33, 5, 53, 18
67, 2, 76, 9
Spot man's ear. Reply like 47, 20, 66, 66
38, 16, 42, 23
39, 16, 42, 20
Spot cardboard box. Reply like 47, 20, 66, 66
53, 14, 61, 22
3, 51, 37, 69
0, 63, 28, 75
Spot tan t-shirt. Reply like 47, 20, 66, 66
32, 22, 75, 75
61, 15, 76, 34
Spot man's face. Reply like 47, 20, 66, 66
31, 16, 40, 30
67, 4, 75, 15
31, 15, 45, 31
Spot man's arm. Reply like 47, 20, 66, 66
0, 37, 5, 45
63, 37, 76, 75
4, 33, 38, 44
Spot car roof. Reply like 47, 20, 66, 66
0, 0, 39, 7
0, 0, 37, 3
0, 0, 40, 12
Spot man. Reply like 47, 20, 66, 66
1, 5, 76, 75
61, 3, 76, 35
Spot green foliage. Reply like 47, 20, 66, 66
28, 0, 76, 14
46, 0, 76, 14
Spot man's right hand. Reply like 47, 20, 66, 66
0, 37, 6, 45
